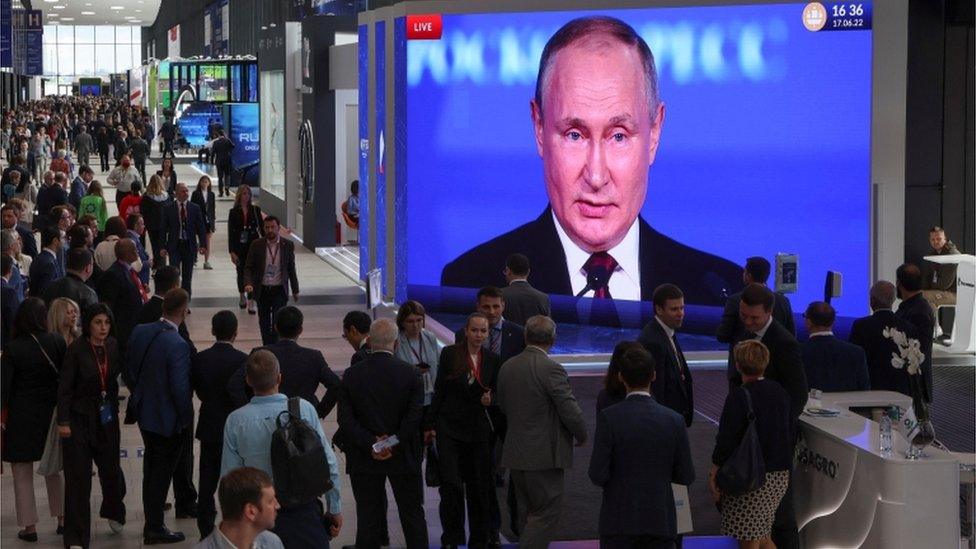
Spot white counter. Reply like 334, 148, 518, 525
795, 391, 961, 548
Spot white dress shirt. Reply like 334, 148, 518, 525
754, 315, 775, 339
551, 211, 641, 301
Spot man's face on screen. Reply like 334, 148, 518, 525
532, 39, 664, 253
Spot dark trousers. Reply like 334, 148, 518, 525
771, 471, 799, 549
350, 472, 428, 549
169, 241, 196, 298
62, 415, 126, 549
510, 468, 564, 549
135, 160, 147, 188
601, 535, 676, 549
197, 440, 221, 539
98, 150, 110, 171
234, 250, 247, 293
216, 162, 232, 195
162, 138, 174, 155
172, 425, 197, 511
147, 229, 164, 265
141, 428, 186, 532
272, 501, 330, 548
257, 285, 288, 345
438, 436, 490, 547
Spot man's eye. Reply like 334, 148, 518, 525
612, 133, 626, 142
567, 131, 582, 141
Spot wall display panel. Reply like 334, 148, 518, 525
177, 102, 221, 146
260, 71, 285, 199
198, 64, 228, 101
228, 103, 260, 170
404, 3, 873, 324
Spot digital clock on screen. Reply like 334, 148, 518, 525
803, 2, 873, 32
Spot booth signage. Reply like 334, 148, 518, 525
406, 14, 442, 40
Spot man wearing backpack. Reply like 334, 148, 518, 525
221, 350, 342, 547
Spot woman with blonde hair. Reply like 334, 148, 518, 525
227, 184, 263, 311
140, 175, 171, 266
47, 297, 81, 347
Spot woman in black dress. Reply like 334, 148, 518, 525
58, 303, 127, 548
424, 312, 500, 549
1, 298, 66, 542
155, 156, 178, 196
227, 183, 263, 312
191, 175, 217, 270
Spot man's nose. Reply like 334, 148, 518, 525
583, 139, 610, 191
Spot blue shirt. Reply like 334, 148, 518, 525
221, 394, 341, 514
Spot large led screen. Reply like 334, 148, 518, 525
406, 4, 872, 323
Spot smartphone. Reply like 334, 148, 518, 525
372, 435, 400, 453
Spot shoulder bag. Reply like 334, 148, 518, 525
716, 386, 767, 496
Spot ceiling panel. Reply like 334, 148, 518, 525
35, 0, 161, 28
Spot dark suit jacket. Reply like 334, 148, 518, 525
1, 280, 19, 342
35, 184, 68, 228
729, 319, 808, 418
137, 295, 192, 345
191, 188, 216, 231
28, 249, 63, 297
894, 294, 935, 402
69, 177, 87, 210
717, 290, 796, 342
227, 205, 264, 256
15, 224, 37, 258
96, 262, 144, 353
336, 351, 424, 475
801, 334, 870, 392
42, 272, 98, 312
160, 200, 207, 254
126, 321, 193, 437
849, 310, 919, 398
57, 336, 120, 425
243, 237, 299, 300
191, 342, 247, 447
454, 319, 526, 365
2, 332, 65, 462
228, 339, 340, 418
211, 137, 235, 166
442, 208, 742, 306
588, 394, 694, 538
638, 319, 694, 426
501, 280, 551, 327
425, 346, 501, 441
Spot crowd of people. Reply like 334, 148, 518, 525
0, 93, 961, 549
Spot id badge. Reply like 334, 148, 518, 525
240, 231, 249, 244
99, 401, 115, 425
265, 264, 280, 279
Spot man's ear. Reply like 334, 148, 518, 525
646, 101, 666, 166
530, 99, 545, 158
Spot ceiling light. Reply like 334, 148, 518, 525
60, 17, 74, 21
130, 20, 142, 23
52, 4, 66, 8
43, 0, 59, 3
124, 15, 134, 19
81, 11, 95, 15
110, 6, 124, 9
135, 9, 142, 12
46, 12, 58, 16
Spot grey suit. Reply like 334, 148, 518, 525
501, 279, 551, 327
497, 346, 586, 548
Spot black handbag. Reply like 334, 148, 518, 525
716, 386, 766, 496
424, 442, 441, 488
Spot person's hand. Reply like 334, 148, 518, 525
199, 247, 207, 256
58, 425, 71, 438
423, 430, 436, 445
371, 435, 393, 461
708, 465, 721, 503
325, 513, 342, 538
243, 284, 254, 294
160, 249, 168, 258
230, 252, 238, 265
480, 390, 492, 407
292, 293, 299, 303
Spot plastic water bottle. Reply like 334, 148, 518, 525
879, 411, 893, 457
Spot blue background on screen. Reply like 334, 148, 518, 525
178, 102, 221, 147
228, 103, 259, 169
406, 3, 872, 318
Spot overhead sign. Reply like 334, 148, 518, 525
1, 0, 12, 68
167, 25, 180, 58
11, 8, 42, 75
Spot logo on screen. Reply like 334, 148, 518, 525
803, 3, 828, 31
406, 14, 442, 40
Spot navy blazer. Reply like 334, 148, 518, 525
69, 177, 87, 210
15, 223, 37, 258
28, 249, 63, 297
35, 184, 68, 228
96, 262, 144, 352
638, 319, 694, 426
588, 394, 694, 539
126, 320, 193, 437
1, 279, 20, 342
160, 200, 207, 254
191, 342, 247, 446
454, 319, 526, 364
801, 334, 870, 392
228, 339, 341, 418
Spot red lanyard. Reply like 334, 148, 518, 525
467, 349, 483, 385
267, 240, 279, 265
408, 338, 424, 363
89, 340, 108, 396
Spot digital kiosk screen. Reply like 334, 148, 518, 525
177, 102, 221, 147
405, 3, 873, 321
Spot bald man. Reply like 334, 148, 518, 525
160, 183, 207, 298
96, 238, 149, 359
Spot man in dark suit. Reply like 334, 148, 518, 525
242, 216, 298, 346
126, 289, 193, 544
2, 204, 37, 258
849, 281, 920, 398
1, 256, 21, 342
731, 283, 807, 549
228, 306, 341, 418
191, 311, 248, 539
28, 227, 65, 296
336, 318, 429, 549
159, 183, 207, 299
343, 310, 372, 365
638, 284, 694, 426
210, 131, 235, 196
801, 301, 869, 392
69, 166, 93, 210
136, 265, 198, 518
454, 286, 526, 364
42, 247, 98, 311
440, 19, 741, 309
97, 239, 148, 360
895, 263, 936, 403
35, 172, 68, 232
500, 253, 551, 327
589, 346, 694, 548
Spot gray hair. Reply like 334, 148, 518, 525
369, 318, 399, 351
246, 349, 280, 392
525, 315, 556, 346
869, 280, 896, 310
0, 229, 16, 252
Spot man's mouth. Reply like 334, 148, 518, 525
575, 200, 613, 218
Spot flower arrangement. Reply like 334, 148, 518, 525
882, 326, 934, 457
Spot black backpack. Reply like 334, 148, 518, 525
271, 397, 334, 507
716, 387, 767, 496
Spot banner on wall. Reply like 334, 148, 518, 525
167, 25, 180, 58
129, 65, 144, 105
204, 0, 229, 57
11, 8, 42, 76
1, 0, 11, 68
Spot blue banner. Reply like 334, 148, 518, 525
374, 20, 387, 295
1, 0, 11, 68
229, 103, 259, 170
12, 9, 42, 75
358, 24, 369, 281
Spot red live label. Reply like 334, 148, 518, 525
406, 14, 442, 40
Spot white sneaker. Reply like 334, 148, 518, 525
108, 520, 124, 534
203, 261, 213, 270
